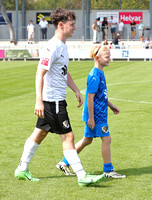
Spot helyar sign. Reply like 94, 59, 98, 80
119, 12, 143, 24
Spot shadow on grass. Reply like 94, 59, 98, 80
32, 166, 152, 188
38, 171, 111, 188
38, 175, 110, 188
39, 166, 152, 180
38, 175, 72, 179
86, 166, 152, 179
90, 166, 152, 177
116, 166, 152, 176
88, 184, 111, 188
39, 171, 103, 179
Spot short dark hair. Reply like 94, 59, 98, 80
96, 17, 100, 21
51, 8, 76, 27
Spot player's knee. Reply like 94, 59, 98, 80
65, 131, 74, 143
30, 128, 48, 144
102, 136, 111, 145
40, 130, 48, 137
107, 136, 111, 145
83, 137, 93, 146
107, 136, 111, 144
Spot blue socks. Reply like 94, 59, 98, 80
103, 162, 114, 172
62, 157, 70, 166
62, 158, 114, 172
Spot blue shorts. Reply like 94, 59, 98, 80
84, 123, 110, 138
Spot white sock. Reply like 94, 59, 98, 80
18, 137, 39, 171
63, 149, 86, 180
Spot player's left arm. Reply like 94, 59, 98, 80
108, 101, 120, 115
67, 72, 83, 108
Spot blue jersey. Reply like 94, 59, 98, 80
82, 67, 108, 124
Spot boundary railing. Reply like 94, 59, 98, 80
0, 43, 152, 61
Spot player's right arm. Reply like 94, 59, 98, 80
87, 74, 99, 130
34, 68, 48, 119
87, 93, 95, 129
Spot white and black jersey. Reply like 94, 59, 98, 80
38, 36, 69, 102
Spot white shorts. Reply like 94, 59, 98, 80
139, 30, 144, 37
28, 32, 34, 40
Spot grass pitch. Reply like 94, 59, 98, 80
0, 61, 152, 200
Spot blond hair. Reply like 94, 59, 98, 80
90, 45, 109, 59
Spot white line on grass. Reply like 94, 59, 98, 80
80, 80, 152, 105
107, 80, 152, 86
108, 98, 152, 104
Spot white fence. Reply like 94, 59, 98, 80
110, 49, 152, 61
68, 47, 152, 61
0, 42, 152, 61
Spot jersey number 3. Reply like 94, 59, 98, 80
62, 65, 67, 76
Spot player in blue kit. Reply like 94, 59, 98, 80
57, 45, 126, 179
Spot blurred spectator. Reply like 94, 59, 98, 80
103, 39, 109, 45
144, 37, 152, 49
112, 32, 120, 48
118, 19, 124, 39
109, 42, 113, 49
92, 19, 98, 43
27, 20, 35, 44
130, 20, 136, 40
121, 42, 125, 49
138, 20, 145, 42
110, 16, 117, 39
39, 16, 49, 40
96, 17, 101, 43
102, 17, 109, 40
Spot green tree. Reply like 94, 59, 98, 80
5, 0, 82, 10
4, 0, 150, 10
121, 0, 150, 9
91, 0, 150, 9
90, 0, 120, 9
4, 0, 21, 10
4, 0, 36, 10
27, 0, 82, 10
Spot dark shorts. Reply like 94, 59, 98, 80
111, 27, 116, 33
36, 100, 72, 134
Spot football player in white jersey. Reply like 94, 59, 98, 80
15, 8, 104, 186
